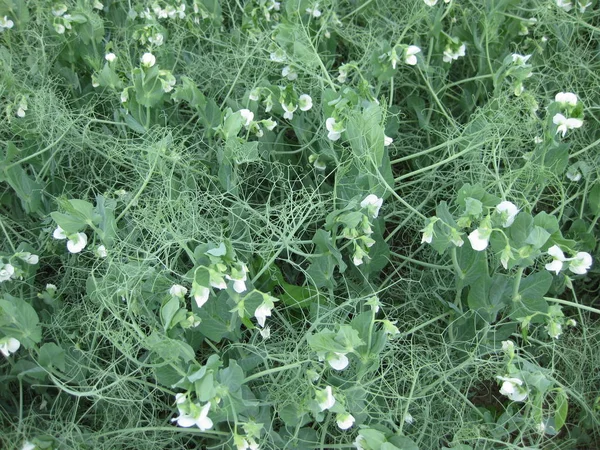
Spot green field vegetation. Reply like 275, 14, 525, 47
1, 0, 600, 449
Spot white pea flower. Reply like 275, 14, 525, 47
553, 113, 583, 137
497, 376, 528, 402
545, 245, 567, 274
263, 117, 277, 131
270, 49, 286, 62
105, 52, 117, 62
191, 284, 210, 308
259, 326, 271, 340
172, 402, 213, 430
382, 320, 400, 336
361, 194, 384, 218
325, 117, 345, 141
546, 321, 562, 339
0, 15, 14, 31
18, 252, 39, 264
534, 136, 543, 144
468, 227, 491, 251
338, 66, 348, 83
120, 89, 129, 103
316, 385, 336, 411
404, 413, 414, 425
226, 263, 248, 293
443, 43, 466, 63
170, 284, 188, 298
52, 4, 68, 16
567, 319, 577, 327
21, 441, 36, 450
569, 252, 592, 275
336, 413, 355, 430
502, 340, 515, 354
306, 5, 322, 17
327, 352, 349, 370
93, 0, 104, 10
54, 23, 66, 34
148, 33, 164, 46
404, 45, 421, 65
65, 232, 88, 253
555, 92, 578, 106
0, 337, 20, 357
175, 393, 187, 405
566, 167, 582, 182
352, 245, 367, 266
0, 263, 15, 282
254, 303, 272, 327
94, 245, 108, 258
141, 52, 156, 68
511, 53, 531, 65
282, 65, 298, 81
384, 135, 393, 146
579, 1, 592, 12
555, 0, 573, 12
299, 94, 313, 111
495, 201, 519, 227
249, 88, 260, 101
281, 102, 297, 120
239, 109, 254, 127
423, 0, 438, 5
16, 99, 28, 118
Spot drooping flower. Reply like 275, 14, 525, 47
282, 65, 298, 81
468, 227, 491, 251
0, 337, 20, 357
352, 245, 367, 266
0, 263, 15, 282
282, 102, 297, 120
239, 109, 254, 127
327, 352, 349, 370
511, 53, 531, 65
443, 43, 466, 63
384, 135, 393, 146
105, 52, 117, 62
497, 376, 528, 402
66, 232, 88, 253
96, 245, 108, 258
325, 117, 345, 141
16, 99, 28, 118
569, 252, 592, 275
361, 194, 384, 218
0, 16, 14, 31
336, 412, 355, 430
555, 92, 577, 106
555, 0, 573, 12
226, 263, 248, 293
170, 284, 188, 298
172, 402, 213, 430
404, 45, 421, 65
263, 117, 277, 131
148, 33, 164, 46
254, 303, 272, 327
545, 245, 567, 274
191, 283, 210, 308
546, 320, 562, 339
553, 113, 583, 137
298, 94, 313, 111
404, 412, 414, 425
18, 252, 39, 264
141, 52, 156, 68
316, 385, 336, 411
495, 201, 519, 227
259, 326, 271, 340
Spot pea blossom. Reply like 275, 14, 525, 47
105, 52, 117, 62
282, 102, 297, 120
0, 337, 20, 357
53, 226, 88, 253
555, 92, 577, 106
325, 117, 345, 141
360, 194, 384, 218
569, 252, 592, 275
468, 227, 491, 251
0, 263, 15, 282
553, 113, 583, 137
170, 284, 188, 298
326, 352, 349, 370
239, 109, 254, 127
254, 303, 272, 327
172, 402, 213, 431
495, 201, 519, 227
141, 52, 156, 68
316, 385, 336, 411
191, 282, 210, 308
298, 94, 313, 111
0, 16, 14, 31
497, 376, 528, 402
545, 245, 567, 274
443, 43, 466, 63
404, 45, 421, 65
336, 413, 355, 430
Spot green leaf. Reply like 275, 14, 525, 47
161, 296, 180, 331
387, 435, 419, 450
0, 296, 41, 348
555, 389, 568, 431
50, 212, 87, 235
589, 182, 600, 216
133, 66, 165, 108
1, 143, 43, 214
336, 325, 365, 350
456, 245, 486, 287
533, 212, 560, 236
306, 255, 336, 289
279, 281, 323, 309
219, 360, 245, 393
508, 213, 534, 246
519, 271, 552, 299
307, 330, 347, 354
144, 332, 195, 363
525, 226, 551, 249
456, 184, 499, 208
346, 104, 385, 167
38, 343, 66, 372
171, 76, 207, 109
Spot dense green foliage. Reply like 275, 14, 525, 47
1, 0, 599, 449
